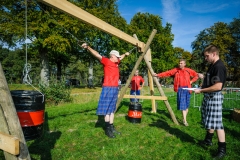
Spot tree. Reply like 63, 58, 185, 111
191, 22, 235, 75
228, 14, 240, 86
127, 12, 175, 74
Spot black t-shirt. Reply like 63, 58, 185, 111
202, 59, 226, 91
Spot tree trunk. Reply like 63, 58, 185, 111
88, 61, 93, 88
40, 52, 49, 86
56, 60, 62, 80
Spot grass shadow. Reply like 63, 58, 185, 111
28, 112, 62, 160
47, 108, 96, 120
149, 118, 196, 144
95, 115, 105, 130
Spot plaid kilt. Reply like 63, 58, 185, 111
96, 86, 119, 115
177, 87, 191, 110
201, 92, 224, 130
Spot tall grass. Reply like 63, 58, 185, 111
1, 86, 240, 160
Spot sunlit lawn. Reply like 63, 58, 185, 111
1, 85, 240, 160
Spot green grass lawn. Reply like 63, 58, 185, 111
1, 86, 240, 160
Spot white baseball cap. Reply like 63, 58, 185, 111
110, 50, 121, 58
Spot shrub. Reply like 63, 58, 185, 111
39, 77, 72, 105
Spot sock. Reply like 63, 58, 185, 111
105, 122, 110, 128
218, 142, 226, 147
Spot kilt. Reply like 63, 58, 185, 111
177, 87, 191, 110
96, 86, 119, 115
201, 92, 224, 130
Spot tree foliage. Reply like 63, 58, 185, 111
127, 12, 175, 74
192, 20, 240, 86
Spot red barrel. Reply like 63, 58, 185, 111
128, 102, 142, 123
11, 90, 45, 141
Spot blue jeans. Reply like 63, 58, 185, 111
130, 90, 140, 102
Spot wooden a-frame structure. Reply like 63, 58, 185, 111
38, 0, 179, 125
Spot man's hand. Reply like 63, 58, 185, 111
81, 43, 88, 49
198, 73, 204, 79
125, 52, 130, 56
194, 89, 201, 94
153, 73, 158, 77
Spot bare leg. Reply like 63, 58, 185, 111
109, 113, 114, 124
216, 129, 225, 142
104, 114, 110, 122
182, 108, 188, 123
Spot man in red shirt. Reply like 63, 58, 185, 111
81, 43, 129, 138
154, 59, 198, 126
130, 70, 145, 103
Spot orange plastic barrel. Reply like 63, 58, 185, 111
11, 90, 45, 141
128, 102, 142, 123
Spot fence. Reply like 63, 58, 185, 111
193, 87, 240, 111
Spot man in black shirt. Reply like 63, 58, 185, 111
194, 45, 227, 159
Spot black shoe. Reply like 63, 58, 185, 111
199, 132, 214, 146
199, 139, 213, 146
213, 142, 226, 159
110, 125, 121, 135
105, 127, 115, 138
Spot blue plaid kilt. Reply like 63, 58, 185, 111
201, 92, 224, 130
97, 86, 119, 115
177, 87, 191, 110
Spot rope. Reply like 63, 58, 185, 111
23, 0, 32, 85
23, 0, 44, 102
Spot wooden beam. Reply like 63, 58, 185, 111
38, 0, 145, 51
0, 132, 19, 155
0, 63, 31, 160
123, 95, 167, 100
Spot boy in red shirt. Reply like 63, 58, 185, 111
154, 59, 198, 126
130, 70, 145, 103
81, 43, 129, 138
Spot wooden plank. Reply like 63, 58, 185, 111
38, 0, 145, 51
0, 132, 19, 155
0, 63, 31, 159
123, 95, 167, 100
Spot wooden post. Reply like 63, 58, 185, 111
143, 58, 179, 125
133, 34, 156, 113
0, 63, 31, 160
146, 50, 156, 113
115, 29, 157, 111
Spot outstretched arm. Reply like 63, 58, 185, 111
81, 43, 102, 61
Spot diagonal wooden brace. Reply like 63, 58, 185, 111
115, 29, 157, 112
133, 35, 179, 125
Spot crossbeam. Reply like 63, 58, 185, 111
38, 0, 145, 51
123, 95, 167, 100
0, 132, 19, 155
